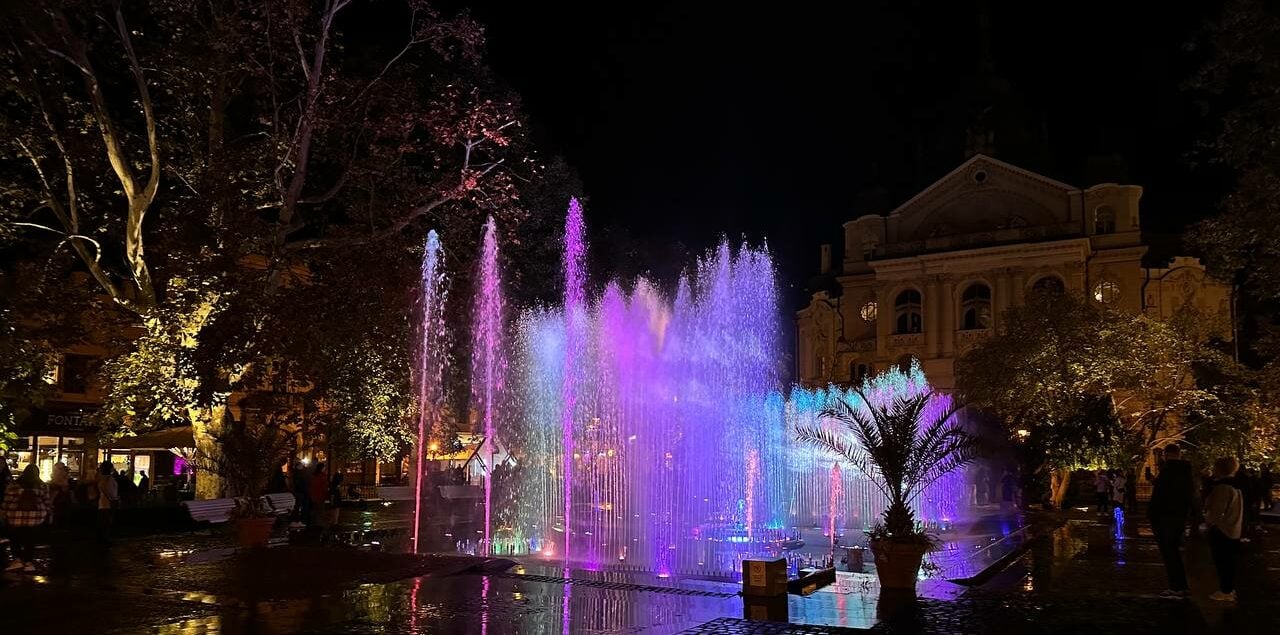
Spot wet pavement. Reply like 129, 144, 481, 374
2, 507, 1278, 634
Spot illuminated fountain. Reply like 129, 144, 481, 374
413, 230, 449, 554
471, 216, 506, 554
476, 200, 963, 577
432, 200, 968, 574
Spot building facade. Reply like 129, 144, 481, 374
796, 155, 1232, 390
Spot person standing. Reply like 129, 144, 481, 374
1262, 467, 1275, 512
1094, 469, 1112, 514
329, 469, 344, 506
3, 464, 51, 572
0, 459, 12, 506
95, 462, 119, 544
309, 463, 330, 506
1237, 467, 1261, 542
291, 462, 311, 526
1148, 445, 1197, 597
1000, 470, 1017, 513
1204, 456, 1244, 602
1110, 470, 1127, 511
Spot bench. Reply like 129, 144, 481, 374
181, 498, 238, 524
262, 493, 296, 516
182, 493, 296, 524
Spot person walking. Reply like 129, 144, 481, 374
1148, 445, 1197, 598
1204, 456, 1244, 602
2, 464, 51, 572
1094, 469, 1112, 514
94, 462, 119, 544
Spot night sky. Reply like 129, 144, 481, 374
466, 1, 1226, 305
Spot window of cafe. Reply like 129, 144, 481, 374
7, 407, 97, 480
8, 434, 89, 481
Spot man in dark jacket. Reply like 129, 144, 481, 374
1147, 444, 1198, 597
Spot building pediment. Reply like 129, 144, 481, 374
889, 155, 1078, 243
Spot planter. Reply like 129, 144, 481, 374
869, 539, 929, 590
235, 516, 276, 548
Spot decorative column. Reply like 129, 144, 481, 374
875, 286, 891, 359
941, 277, 955, 356
994, 270, 1011, 333
1012, 269, 1026, 307
1066, 261, 1086, 294
925, 277, 940, 358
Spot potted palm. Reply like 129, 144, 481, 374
196, 414, 297, 548
796, 369, 977, 590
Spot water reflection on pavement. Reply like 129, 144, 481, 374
132, 572, 740, 635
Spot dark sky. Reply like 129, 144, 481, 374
465, 1, 1224, 304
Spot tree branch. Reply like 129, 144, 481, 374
112, 1, 160, 306
277, 0, 350, 240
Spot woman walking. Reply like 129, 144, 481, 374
1204, 457, 1244, 602
2, 464, 51, 572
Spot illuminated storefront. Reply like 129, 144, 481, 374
8, 407, 98, 481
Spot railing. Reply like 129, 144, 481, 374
888, 333, 924, 348
955, 328, 993, 354
846, 338, 875, 352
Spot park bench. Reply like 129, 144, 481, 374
181, 498, 238, 524
262, 492, 296, 515
181, 493, 296, 524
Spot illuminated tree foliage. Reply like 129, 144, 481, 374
1186, 0, 1280, 467
957, 291, 1234, 505
1, 0, 561, 492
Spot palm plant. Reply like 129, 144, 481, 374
796, 385, 977, 543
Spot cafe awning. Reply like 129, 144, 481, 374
104, 426, 195, 451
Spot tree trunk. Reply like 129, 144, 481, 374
190, 404, 226, 500
1049, 467, 1072, 510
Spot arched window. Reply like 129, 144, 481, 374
1093, 281, 1120, 304
1031, 276, 1065, 295
1094, 206, 1116, 235
961, 283, 992, 330
894, 289, 922, 334
850, 362, 870, 386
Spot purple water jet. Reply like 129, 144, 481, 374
471, 216, 506, 554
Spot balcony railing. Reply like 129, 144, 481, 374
888, 333, 924, 348
955, 328, 993, 354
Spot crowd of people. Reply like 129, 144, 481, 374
0, 459, 132, 572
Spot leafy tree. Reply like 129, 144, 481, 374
1, 1, 563, 495
0, 259, 103, 450
1187, 0, 1280, 470
957, 291, 1230, 506
1188, 0, 1280, 304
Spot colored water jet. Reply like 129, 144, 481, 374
471, 216, 506, 554
413, 230, 449, 554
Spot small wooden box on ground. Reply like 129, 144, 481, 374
741, 557, 788, 597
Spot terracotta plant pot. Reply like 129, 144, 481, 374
235, 516, 276, 548
869, 539, 929, 590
